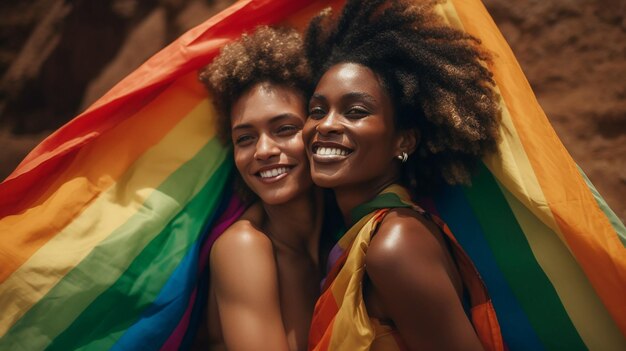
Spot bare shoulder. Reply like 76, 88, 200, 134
366, 207, 447, 273
213, 202, 268, 252
208, 213, 290, 350
364, 209, 479, 350
209, 217, 281, 303
213, 218, 270, 251
210, 218, 273, 267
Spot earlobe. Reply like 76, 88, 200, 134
395, 129, 419, 157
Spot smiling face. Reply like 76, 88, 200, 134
303, 63, 403, 191
231, 82, 312, 205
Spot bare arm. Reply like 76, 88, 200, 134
210, 221, 289, 351
365, 209, 484, 351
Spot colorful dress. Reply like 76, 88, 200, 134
308, 185, 504, 351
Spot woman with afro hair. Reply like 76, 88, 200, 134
303, 0, 503, 350
199, 26, 336, 351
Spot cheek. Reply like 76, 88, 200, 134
286, 134, 308, 161
233, 147, 251, 174
302, 120, 316, 146
358, 119, 393, 145
354, 121, 397, 165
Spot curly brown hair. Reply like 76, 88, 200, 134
305, 0, 501, 192
199, 25, 312, 202
199, 25, 313, 144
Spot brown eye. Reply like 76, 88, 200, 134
308, 106, 326, 120
276, 125, 299, 136
345, 106, 370, 118
234, 134, 254, 145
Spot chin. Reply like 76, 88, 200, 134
256, 184, 305, 206
259, 194, 292, 206
311, 173, 342, 189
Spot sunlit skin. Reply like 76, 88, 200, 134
305, 63, 404, 222
304, 63, 484, 350
230, 83, 312, 205
207, 82, 323, 351
305, 63, 412, 222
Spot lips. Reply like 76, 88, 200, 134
254, 164, 294, 183
315, 147, 349, 156
311, 141, 353, 163
259, 166, 289, 179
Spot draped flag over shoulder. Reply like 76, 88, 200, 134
0, 0, 624, 350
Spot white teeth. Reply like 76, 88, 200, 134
259, 167, 289, 179
316, 147, 348, 156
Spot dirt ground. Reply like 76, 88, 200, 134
1, 0, 624, 220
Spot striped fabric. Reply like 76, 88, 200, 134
309, 185, 504, 351
434, 1, 626, 349
0, 0, 624, 350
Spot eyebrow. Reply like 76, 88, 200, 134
343, 92, 378, 105
310, 92, 378, 105
232, 113, 301, 131
310, 93, 327, 102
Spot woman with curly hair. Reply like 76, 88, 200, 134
303, 0, 503, 349
199, 26, 335, 351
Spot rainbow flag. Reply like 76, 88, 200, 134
310, 186, 505, 351
0, 0, 624, 350
428, 2, 626, 350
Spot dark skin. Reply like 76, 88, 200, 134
304, 63, 484, 350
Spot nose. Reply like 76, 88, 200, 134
315, 110, 344, 136
254, 133, 280, 160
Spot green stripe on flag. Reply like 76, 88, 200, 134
0, 138, 230, 351
463, 165, 587, 350
47, 147, 232, 351
577, 166, 626, 247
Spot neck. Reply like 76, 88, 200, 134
334, 174, 399, 225
261, 189, 323, 263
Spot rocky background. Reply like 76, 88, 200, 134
1, 0, 624, 220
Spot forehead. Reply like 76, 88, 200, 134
231, 83, 306, 126
315, 63, 386, 100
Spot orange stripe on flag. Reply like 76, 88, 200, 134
451, 0, 626, 333
309, 289, 339, 350
0, 73, 204, 283
311, 318, 335, 351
